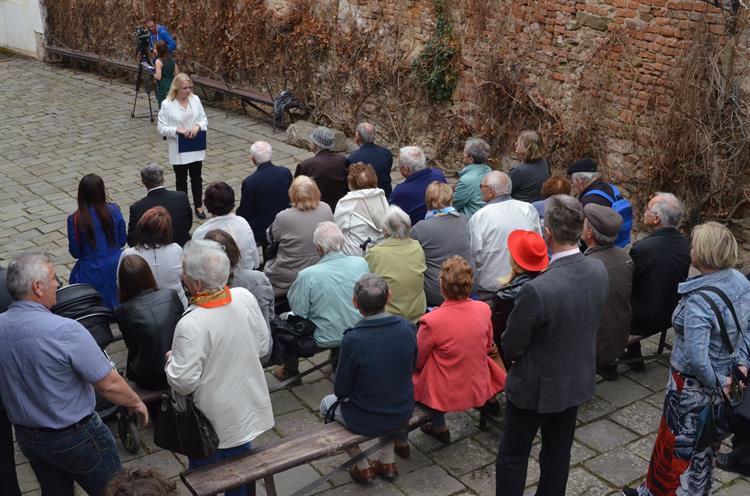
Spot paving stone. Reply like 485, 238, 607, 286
460, 463, 495, 496
624, 362, 670, 393
431, 438, 495, 477
271, 389, 306, 416
530, 440, 596, 466
609, 401, 663, 436
715, 478, 750, 495
584, 447, 648, 487
122, 449, 186, 479
577, 395, 617, 423
595, 377, 652, 407
292, 378, 334, 412
394, 465, 465, 496
626, 433, 656, 461
575, 419, 639, 453
316, 478, 402, 495
565, 466, 614, 495
273, 409, 323, 438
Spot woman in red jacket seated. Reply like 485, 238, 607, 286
406, 255, 506, 448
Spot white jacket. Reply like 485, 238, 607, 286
157, 94, 208, 165
192, 213, 259, 270
469, 198, 542, 292
334, 188, 389, 256
166, 287, 273, 448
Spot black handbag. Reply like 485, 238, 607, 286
695, 287, 750, 442
265, 224, 280, 261
267, 314, 317, 365
153, 387, 219, 460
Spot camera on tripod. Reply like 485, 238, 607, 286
133, 26, 151, 56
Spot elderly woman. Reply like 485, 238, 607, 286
115, 255, 183, 391
408, 256, 506, 446
365, 206, 426, 323
624, 222, 750, 496
204, 229, 274, 336
119, 206, 187, 309
411, 181, 475, 307
452, 138, 492, 218
510, 130, 550, 203
334, 162, 389, 255
192, 182, 259, 271
157, 72, 208, 218
532, 175, 571, 222
264, 176, 334, 296
166, 240, 273, 496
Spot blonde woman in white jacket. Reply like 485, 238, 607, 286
334, 163, 389, 256
157, 73, 208, 219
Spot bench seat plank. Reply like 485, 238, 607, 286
181, 405, 434, 496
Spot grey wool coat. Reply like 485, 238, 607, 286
503, 252, 609, 413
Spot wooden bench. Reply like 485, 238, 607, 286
181, 404, 435, 496
45, 44, 139, 73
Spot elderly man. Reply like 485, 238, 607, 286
128, 163, 192, 246
276, 222, 370, 380
496, 195, 608, 496
366, 206, 427, 323
347, 122, 394, 198
0, 253, 148, 495
0, 265, 20, 496
295, 127, 349, 211
320, 274, 417, 483
167, 240, 272, 490
622, 192, 691, 370
453, 138, 492, 218
469, 171, 542, 300
388, 146, 447, 226
237, 141, 293, 246
582, 204, 633, 381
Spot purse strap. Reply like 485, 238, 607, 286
698, 286, 749, 356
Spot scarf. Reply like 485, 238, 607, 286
190, 286, 232, 308
424, 206, 458, 220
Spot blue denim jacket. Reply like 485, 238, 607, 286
670, 268, 750, 388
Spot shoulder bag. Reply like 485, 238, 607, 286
153, 387, 219, 460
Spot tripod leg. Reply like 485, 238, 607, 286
132, 64, 143, 118
147, 89, 153, 122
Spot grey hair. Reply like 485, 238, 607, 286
571, 171, 600, 183
353, 273, 389, 315
544, 195, 584, 244
140, 163, 164, 189
483, 170, 512, 197
250, 141, 273, 164
651, 192, 684, 227
464, 138, 490, 164
382, 206, 412, 238
356, 122, 375, 144
398, 146, 426, 174
182, 239, 230, 291
313, 221, 343, 254
588, 221, 617, 246
6, 252, 53, 300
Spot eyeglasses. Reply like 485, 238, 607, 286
479, 184, 490, 189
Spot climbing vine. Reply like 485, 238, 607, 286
412, 0, 459, 102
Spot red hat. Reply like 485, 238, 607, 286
508, 230, 549, 272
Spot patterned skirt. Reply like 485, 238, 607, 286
638, 369, 725, 496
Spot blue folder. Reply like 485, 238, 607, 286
178, 130, 206, 153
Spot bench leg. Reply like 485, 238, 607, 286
656, 328, 668, 354
264, 475, 278, 496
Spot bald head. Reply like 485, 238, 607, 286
480, 171, 511, 201
355, 122, 375, 144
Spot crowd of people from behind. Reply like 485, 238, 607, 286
1, 29, 750, 495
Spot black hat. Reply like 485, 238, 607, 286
567, 158, 598, 175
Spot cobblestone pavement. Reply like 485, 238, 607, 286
2, 53, 749, 495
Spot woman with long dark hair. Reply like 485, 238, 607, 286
67, 174, 126, 308
115, 255, 183, 391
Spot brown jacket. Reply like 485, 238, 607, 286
295, 150, 349, 212
585, 245, 633, 365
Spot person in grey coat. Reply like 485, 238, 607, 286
496, 195, 608, 496
582, 203, 633, 381
410, 182, 475, 307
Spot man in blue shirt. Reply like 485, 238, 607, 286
146, 16, 177, 54
389, 146, 446, 226
346, 122, 394, 198
0, 253, 148, 495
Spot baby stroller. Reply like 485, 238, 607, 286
51, 283, 142, 454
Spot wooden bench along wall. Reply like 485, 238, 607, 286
181, 404, 435, 496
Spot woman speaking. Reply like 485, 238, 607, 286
157, 72, 208, 219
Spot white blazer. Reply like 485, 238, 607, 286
157, 94, 208, 165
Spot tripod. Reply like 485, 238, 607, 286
131, 52, 154, 122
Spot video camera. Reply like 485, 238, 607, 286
133, 26, 151, 56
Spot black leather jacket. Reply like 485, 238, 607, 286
114, 289, 184, 390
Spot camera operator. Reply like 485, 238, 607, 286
145, 16, 176, 55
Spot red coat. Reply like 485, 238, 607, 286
413, 299, 506, 412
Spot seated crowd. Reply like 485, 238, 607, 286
1, 122, 749, 496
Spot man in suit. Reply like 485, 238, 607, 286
236, 141, 293, 248
346, 122, 394, 198
295, 127, 348, 212
127, 164, 192, 246
496, 194, 608, 496
622, 192, 690, 370
388, 146, 446, 226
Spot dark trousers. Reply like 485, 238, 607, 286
496, 400, 578, 496
14, 412, 121, 496
173, 161, 203, 208
0, 408, 21, 496
283, 346, 340, 374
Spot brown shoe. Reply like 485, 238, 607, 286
394, 442, 410, 459
349, 463, 377, 484
272, 366, 301, 386
373, 460, 399, 480
421, 423, 451, 444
